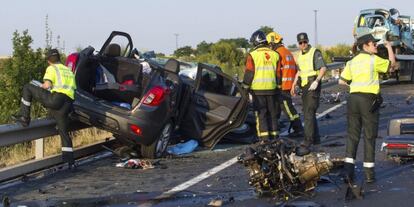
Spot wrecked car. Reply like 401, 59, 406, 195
382, 114, 414, 162
65, 31, 249, 158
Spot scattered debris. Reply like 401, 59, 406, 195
406, 95, 412, 105
115, 159, 154, 169
167, 139, 198, 155
345, 182, 364, 201
208, 198, 223, 207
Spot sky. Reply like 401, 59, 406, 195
1, 0, 413, 56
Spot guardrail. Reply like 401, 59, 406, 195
0, 119, 111, 182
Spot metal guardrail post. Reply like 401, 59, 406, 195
35, 138, 44, 159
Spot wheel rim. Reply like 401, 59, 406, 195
155, 123, 172, 156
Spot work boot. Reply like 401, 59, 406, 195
343, 163, 355, 183
11, 114, 30, 127
364, 168, 375, 183
296, 145, 311, 156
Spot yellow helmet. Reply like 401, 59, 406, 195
266, 32, 283, 44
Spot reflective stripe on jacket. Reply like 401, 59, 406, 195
341, 53, 388, 94
45, 64, 76, 99
276, 46, 297, 90
250, 47, 279, 90
297, 47, 318, 87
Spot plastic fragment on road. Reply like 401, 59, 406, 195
115, 159, 154, 169
167, 139, 198, 155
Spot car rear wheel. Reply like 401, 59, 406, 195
141, 121, 173, 159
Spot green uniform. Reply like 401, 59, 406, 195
296, 46, 326, 146
340, 51, 389, 181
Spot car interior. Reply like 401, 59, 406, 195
75, 43, 147, 108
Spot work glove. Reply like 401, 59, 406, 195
308, 80, 319, 91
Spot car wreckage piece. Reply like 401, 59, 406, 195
238, 139, 343, 200
382, 114, 414, 162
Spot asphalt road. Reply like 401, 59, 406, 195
1, 82, 414, 207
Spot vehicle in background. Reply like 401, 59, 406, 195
382, 114, 414, 163
66, 31, 249, 158
352, 8, 414, 82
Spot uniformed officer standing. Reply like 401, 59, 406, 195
244, 30, 280, 141
12, 49, 77, 168
291, 33, 327, 148
339, 34, 395, 183
266, 32, 304, 137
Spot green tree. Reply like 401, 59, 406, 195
0, 30, 48, 124
173, 46, 195, 58
287, 44, 298, 49
259, 26, 274, 35
196, 41, 213, 55
318, 44, 352, 63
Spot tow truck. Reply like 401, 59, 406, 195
334, 8, 414, 82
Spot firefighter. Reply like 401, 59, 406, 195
339, 34, 395, 183
291, 32, 327, 148
244, 30, 280, 141
12, 49, 77, 169
266, 32, 304, 137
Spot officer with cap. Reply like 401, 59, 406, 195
291, 32, 327, 150
12, 49, 77, 169
339, 34, 395, 183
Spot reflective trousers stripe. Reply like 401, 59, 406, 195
62, 147, 73, 152
363, 162, 375, 168
283, 100, 299, 121
21, 98, 31, 106
345, 157, 355, 164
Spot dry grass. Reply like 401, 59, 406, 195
0, 128, 111, 167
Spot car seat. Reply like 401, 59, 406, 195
164, 59, 182, 114
104, 43, 121, 57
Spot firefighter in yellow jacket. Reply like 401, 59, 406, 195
244, 30, 280, 141
339, 34, 395, 183
12, 49, 77, 169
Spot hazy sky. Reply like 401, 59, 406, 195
1, 0, 413, 56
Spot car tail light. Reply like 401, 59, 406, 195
130, 124, 142, 136
65, 53, 79, 73
141, 86, 169, 106
386, 143, 410, 149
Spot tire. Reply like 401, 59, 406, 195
141, 121, 173, 159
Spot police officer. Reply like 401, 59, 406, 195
244, 30, 280, 141
12, 49, 77, 168
291, 33, 327, 148
266, 32, 304, 137
339, 34, 395, 183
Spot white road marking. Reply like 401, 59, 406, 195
155, 101, 347, 200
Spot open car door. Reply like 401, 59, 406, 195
98, 31, 133, 57
179, 63, 249, 148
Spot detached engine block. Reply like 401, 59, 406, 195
238, 139, 335, 200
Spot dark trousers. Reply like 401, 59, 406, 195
279, 90, 303, 132
252, 94, 280, 140
345, 93, 379, 170
20, 83, 74, 164
301, 81, 321, 144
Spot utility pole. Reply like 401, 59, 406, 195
174, 33, 179, 50
314, 10, 318, 46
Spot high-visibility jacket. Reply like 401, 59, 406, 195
340, 53, 389, 94
297, 47, 319, 87
250, 47, 279, 90
276, 46, 297, 90
43, 63, 77, 99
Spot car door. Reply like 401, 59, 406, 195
179, 63, 249, 148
